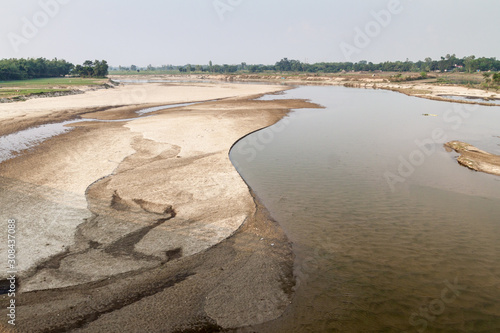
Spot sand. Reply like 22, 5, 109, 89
0, 82, 294, 136
113, 74, 500, 106
445, 141, 500, 176
1, 75, 494, 332
0, 82, 320, 332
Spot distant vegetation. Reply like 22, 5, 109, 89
111, 54, 500, 75
0, 58, 109, 81
0, 58, 73, 81
270, 55, 500, 74
72, 60, 109, 78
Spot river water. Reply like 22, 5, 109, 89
230, 86, 500, 333
0, 101, 204, 164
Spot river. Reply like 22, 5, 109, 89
230, 86, 500, 333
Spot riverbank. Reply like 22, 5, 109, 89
0, 77, 109, 103
445, 141, 500, 176
0, 82, 320, 332
110, 73, 500, 106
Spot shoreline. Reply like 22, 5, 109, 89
445, 141, 500, 176
0, 82, 320, 332
110, 73, 500, 107
1, 79, 499, 331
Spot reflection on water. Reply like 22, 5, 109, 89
230, 86, 500, 332
0, 120, 76, 163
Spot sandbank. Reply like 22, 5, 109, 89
0, 82, 320, 332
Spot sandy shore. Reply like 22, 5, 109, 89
112, 74, 500, 106
0, 82, 320, 332
2, 75, 497, 332
0, 82, 296, 136
445, 141, 500, 176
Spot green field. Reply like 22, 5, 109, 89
0, 88, 73, 99
0, 77, 108, 100
0, 77, 107, 87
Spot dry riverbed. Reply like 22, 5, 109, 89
0, 82, 319, 332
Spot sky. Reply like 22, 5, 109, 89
1, 0, 499, 67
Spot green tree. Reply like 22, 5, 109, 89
71, 60, 108, 77
464, 55, 476, 73
93, 60, 109, 77
493, 73, 500, 84
275, 58, 292, 72
424, 57, 432, 72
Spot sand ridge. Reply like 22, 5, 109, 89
0, 82, 321, 331
445, 141, 500, 176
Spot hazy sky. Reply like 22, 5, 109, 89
1, 0, 499, 67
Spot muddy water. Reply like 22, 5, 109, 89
230, 86, 500, 333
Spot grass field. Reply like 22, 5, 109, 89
0, 77, 107, 87
0, 77, 108, 100
0, 88, 72, 99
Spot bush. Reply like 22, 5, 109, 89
493, 72, 500, 84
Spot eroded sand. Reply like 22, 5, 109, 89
445, 141, 500, 176
0, 82, 320, 332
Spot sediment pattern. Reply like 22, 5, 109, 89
0, 83, 319, 332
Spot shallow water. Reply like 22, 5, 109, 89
438, 95, 500, 105
0, 101, 202, 164
230, 86, 500, 332
136, 102, 198, 115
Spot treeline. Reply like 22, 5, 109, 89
73, 60, 109, 78
0, 58, 109, 81
0, 58, 73, 81
270, 55, 500, 73
113, 54, 500, 75
113, 63, 242, 73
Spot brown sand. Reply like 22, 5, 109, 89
111, 74, 500, 107
0, 82, 293, 136
445, 141, 500, 176
0, 82, 321, 332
